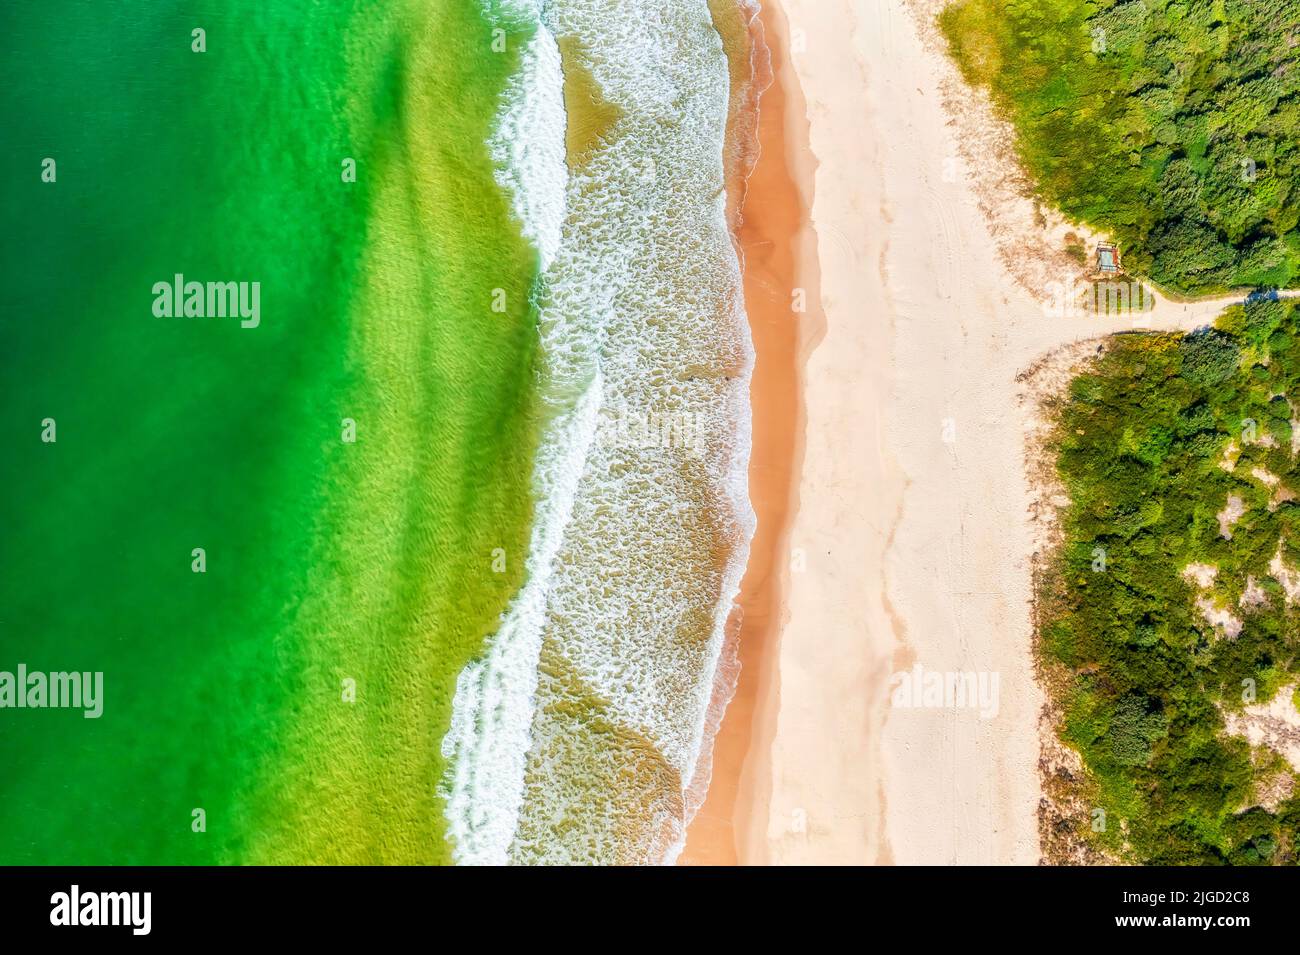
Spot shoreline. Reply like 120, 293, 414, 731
681, 0, 824, 865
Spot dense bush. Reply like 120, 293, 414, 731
1045, 299, 1300, 863
942, 0, 1300, 294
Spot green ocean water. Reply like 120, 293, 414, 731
0, 0, 540, 864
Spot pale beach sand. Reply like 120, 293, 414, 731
686, 0, 1229, 865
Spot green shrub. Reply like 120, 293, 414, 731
941, 0, 1300, 294
1042, 302, 1300, 863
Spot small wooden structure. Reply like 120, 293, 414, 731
1097, 243, 1122, 274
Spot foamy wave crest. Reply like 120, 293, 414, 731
440, 1, 587, 865
447, 0, 756, 865
486, 12, 566, 270
441, 372, 601, 864
505, 0, 754, 865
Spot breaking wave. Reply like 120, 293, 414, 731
443, 0, 754, 865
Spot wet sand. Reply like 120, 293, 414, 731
682, 0, 823, 865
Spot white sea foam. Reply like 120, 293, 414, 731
445, 0, 756, 865
441, 370, 602, 864
486, 19, 567, 271
441, 6, 585, 866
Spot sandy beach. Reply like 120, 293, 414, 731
685, 0, 1226, 866
682, 0, 823, 865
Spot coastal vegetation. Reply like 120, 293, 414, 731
1040, 298, 1300, 863
941, 0, 1300, 294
